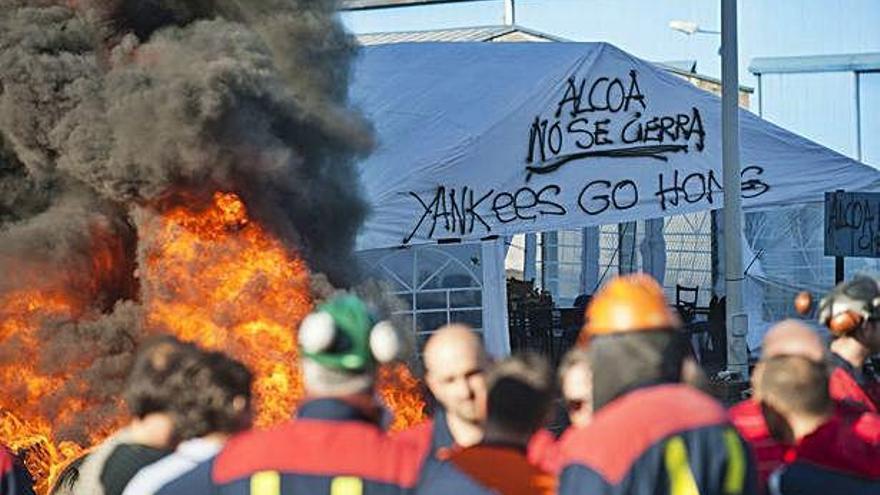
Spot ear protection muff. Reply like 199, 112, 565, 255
827, 310, 865, 336
298, 310, 402, 364
369, 321, 401, 364
816, 291, 880, 337
794, 291, 814, 316
299, 311, 337, 355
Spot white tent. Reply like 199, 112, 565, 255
350, 42, 880, 355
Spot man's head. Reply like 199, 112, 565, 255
172, 350, 253, 441
581, 274, 686, 411
423, 324, 489, 424
298, 294, 400, 397
124, 335, 199, 448
558, 348, 592, 428
125, 336, 197, 419
762, 319, 825, 361
818, 276, 880, 352
484, 353, 554, 442
756, 355, 833, 444
754, 319, 826, 392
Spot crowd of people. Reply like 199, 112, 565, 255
2, 274, 880, 495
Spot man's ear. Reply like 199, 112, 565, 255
681, 357, 710, 393
751, 362, 765, 394
759, 399, 794, 444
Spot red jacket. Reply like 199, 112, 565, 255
769, 414, 880, 494
395, 410, 558, 472
157, 398, 424, 495
730, 398, 880, 493
729, 399, 787, 493
417, 445, 556, 495
829, 353, 879, 413
559, 384, 756, 495
790, 414, 880, 478
0, 448, 35, 495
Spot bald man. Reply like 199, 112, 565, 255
730, 320, 880, 493
759, 356, 880, 494
396, 325, 490, 463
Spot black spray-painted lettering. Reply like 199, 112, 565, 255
527, 69, 706, 179
405, 185, 565, 244
826, 193, 880, 255
655, 166, 770, 211
555, 70, 647, 118
404, 186, 493, 244
621, 107, 705, 152
741, 165, 771, 198
578, 179, 639, 215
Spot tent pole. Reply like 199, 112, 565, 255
722, 0, 749, 380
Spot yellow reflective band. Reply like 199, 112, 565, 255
723, 428, 746, 494
250, 471, 281, 495
664, 436, 699, 495
331, 476, 364, 495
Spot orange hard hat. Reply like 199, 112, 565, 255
582, 273, 681, 338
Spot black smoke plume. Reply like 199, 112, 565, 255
0, 0, 371, 445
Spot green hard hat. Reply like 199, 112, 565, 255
298, 295, 396, 372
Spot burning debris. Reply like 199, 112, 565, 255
0, 1, 424, 492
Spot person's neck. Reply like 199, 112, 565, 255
446, 413, 484, 448
791, 411, 832, 443
831, 337, 870, 369
481, 425, 529, 451
198, 432, 231, 444
128, 413, 174, 449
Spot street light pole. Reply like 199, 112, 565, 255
721, 0, 749, 379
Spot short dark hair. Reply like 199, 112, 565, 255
589, 331, 687, 410
124, 336, 198, 418
759, 355, 831, 416
486, 353, 554, 435
50, 455, 86, 495
171, 351, 253, 439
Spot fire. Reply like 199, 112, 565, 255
142, 192, 426, 427
0, 221, 131, 494
378, 363, 427, 432
0, 290, 74, 494
140, 192, 312, 425
1, 192, 425, 494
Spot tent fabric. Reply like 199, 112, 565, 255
351, 42, 880, 251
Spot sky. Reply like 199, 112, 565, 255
341, 0, 880, 88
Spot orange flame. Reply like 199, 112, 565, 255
140, 192, 311, 425
0, 291, 74, 494
377, 363, 427, 432
0, 220, 131, 494
1, 192, 425, 494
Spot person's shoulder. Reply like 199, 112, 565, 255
213, 419, 424, 488
446, 445, 555, 494
849, 409, 880, 445
566, 384, 726, 445
729, 397, 761, 418
798, 415, 880, 478
527, 429, 561, 473
729, 398, 773, 439
120, 456, 171, 495
416, 456, 493, 495
154, 457, 216, 495
122, 449, 208, 495
0, 447, 12, 474
560, 385, 732, 484
392, 419, 434, 442
773, 460, 880, 495
829, 365, 878, 411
